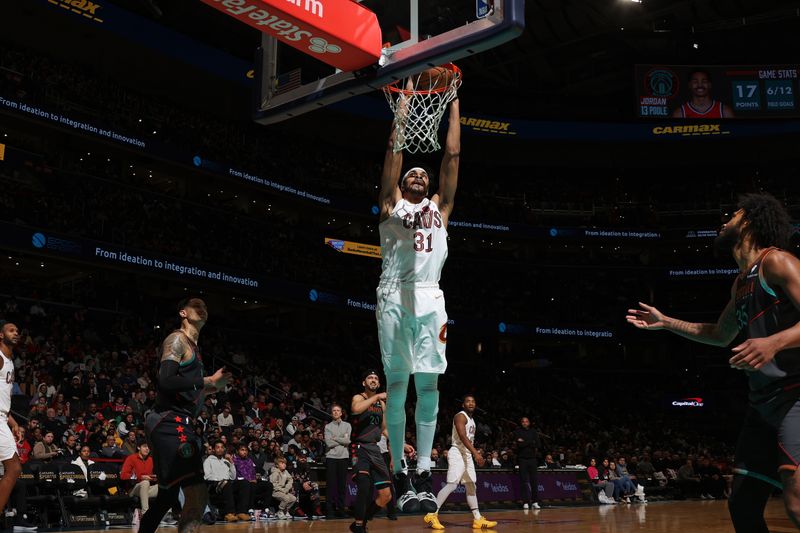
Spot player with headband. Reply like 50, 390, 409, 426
376, 97, 461, 512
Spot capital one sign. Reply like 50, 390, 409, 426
201, 0, 383, 71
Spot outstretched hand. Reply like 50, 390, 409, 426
626, 302, 667, 331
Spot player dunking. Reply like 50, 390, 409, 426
627, 193, 800, 532
349, 371, 393, 533
377, 96, 461, 512
139, 298, 230, 533
424, 395, 496, 530
0, 323, 36, 531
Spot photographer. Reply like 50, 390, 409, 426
32, 430, 62, 462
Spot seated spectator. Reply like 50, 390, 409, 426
121, 440, 158, 521
233, 443, 272, 514
500, 450, 513, 467
615, 457, 638, 495
100, 433, 126, 459
61, 433, 80, 462
291, 453, 321, 518
697, 456, 726, 500
32, 431, 62, 463
15, 427, 31, 464
121, 430, 138, 456
635, 453, 657, 485
270, 456, 297, 520
607, 461, 632, 502
587, 458, 615, 503
543, 454, 562, 469
71, 445, 94, 498
677, 459, 701, 499
490, 450, 502, 468
117, 413, 136, 438
431, 448, 446, 469
218, 407, 234, 430
203, 441, 251, 522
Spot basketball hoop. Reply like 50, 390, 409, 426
383, 63, 462, 154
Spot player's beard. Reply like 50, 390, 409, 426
714, 223, 741, 254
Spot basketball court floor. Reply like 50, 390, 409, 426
59, 499, 792, 533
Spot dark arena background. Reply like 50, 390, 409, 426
2, 0, 800, 532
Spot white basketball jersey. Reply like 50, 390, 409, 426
0, 353, 13, 417
379, 198, 448, 284
451, 410, 475, 453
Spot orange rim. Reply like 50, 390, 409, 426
384, 63, 462, 95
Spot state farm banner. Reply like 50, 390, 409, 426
201, 0, 382, 71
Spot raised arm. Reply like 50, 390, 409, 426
432, 98, 460, 224
351, 392, 386, 415
626, 282, 739, 347
378, 125, 403, 222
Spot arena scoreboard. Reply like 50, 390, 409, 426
636, 65, 799, 118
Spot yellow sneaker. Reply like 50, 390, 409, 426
424, 512, 445, 530
472, 516, 497, 529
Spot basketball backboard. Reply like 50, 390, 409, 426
251, 0, 525, 124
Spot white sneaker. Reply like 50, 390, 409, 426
532, 502, 541, 509
523, 503, 529, 510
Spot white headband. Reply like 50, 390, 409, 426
403, 167, 427, 180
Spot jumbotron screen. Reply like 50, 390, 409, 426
636, 64, 799, 119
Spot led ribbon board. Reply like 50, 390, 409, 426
200, 0, 383, 71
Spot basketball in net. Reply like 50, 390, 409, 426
383, 63, 462, 154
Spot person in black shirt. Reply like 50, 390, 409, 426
139, 298, 230, 533
627, 193, 800, 532
349, 370, 394, 533
513, 417, 540, 510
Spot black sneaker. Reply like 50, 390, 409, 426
411, 470, 438, 513
394, 472, 420, 513
12, 516, 38, 532
349, 522, 366, 533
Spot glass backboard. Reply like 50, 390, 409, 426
252, 0, 525, 124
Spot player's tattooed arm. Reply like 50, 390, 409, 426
158, 333, 204, 392
161, 332, 188, 364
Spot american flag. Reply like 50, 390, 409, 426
275, 68, 302, 94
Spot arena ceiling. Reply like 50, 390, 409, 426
100, 0, 800, 120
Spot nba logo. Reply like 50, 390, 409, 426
476, 0, 491, 19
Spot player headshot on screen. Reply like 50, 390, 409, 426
672, 69, 735, 119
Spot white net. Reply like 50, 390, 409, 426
383, 65, 462, 154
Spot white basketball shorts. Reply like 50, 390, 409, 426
376, 281, 448, 375
0, 419, 16, 461
446, 447, 476, 484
